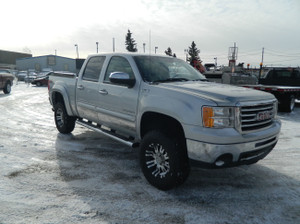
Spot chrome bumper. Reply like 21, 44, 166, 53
187, 134, 279, 166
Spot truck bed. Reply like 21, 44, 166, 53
243, 84, 300, 92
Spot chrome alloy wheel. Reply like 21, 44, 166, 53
290, 96, 296, 112
7, 83, 11, 92
145, 143, 170, 178
55, 108, 64, 127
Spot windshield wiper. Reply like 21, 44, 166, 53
152, 78, 189, 83
192, 78, 209, 82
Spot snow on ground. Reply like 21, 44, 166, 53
0, 83, 299, 224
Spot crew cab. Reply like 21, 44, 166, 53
48, 53, 281, 190
0, 69, 14, 94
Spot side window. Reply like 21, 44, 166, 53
104, 56, 134, 83
82, 56, 105, 82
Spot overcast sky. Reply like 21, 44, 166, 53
1, 0, 300, 67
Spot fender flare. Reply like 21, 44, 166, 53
50, 84, 74, 116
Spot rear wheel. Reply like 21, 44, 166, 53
54, 102, 76, 133
3, 82, 11, 94
279, 95, 295, 112
140, 130, 189, 190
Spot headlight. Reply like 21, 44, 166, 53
202, 106, 235, 128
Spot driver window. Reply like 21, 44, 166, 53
104, 56, 134, 83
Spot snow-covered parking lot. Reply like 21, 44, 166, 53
0, 83, 299, 224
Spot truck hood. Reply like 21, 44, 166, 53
157, 81, 275, 106
0, 73, 14, 81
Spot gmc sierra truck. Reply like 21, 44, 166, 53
48, 53, 281, 190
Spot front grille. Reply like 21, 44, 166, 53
240, 101, 276, 132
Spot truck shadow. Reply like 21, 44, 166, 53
0, 93, 10, 98
54, 130, 300, 223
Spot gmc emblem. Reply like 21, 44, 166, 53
257, 111, 271, 121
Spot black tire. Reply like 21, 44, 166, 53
3, 82, 11, 94
279, 95, 295, 112
54, 102, 76, 133
140, 130, 189, 190
36, 82, 41, 87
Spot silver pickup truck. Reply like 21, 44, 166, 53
48, 53, 281, 190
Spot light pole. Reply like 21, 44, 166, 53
96, 42, 99, 53
143, 43, 146, 53
184, 49, 188, 62
112, 38, 115, 52
155, 46, 158, 54
74, 44, 79, 58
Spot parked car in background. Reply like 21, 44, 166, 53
31, 72, 52, 86
24, 72, 37, 83
16, 71, 28, 81
244, 68, 300, 112
0, 69, 14, 94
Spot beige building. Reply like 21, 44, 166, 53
0, 49, 32, 69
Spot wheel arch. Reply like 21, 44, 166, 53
6, 79, 12, 85
140, 112, 186, 141
51, 90, 73, 116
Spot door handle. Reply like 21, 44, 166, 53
99, 89, 108, 95
77, 85, 84, 90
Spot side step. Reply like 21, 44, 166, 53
76, 119, 139, 148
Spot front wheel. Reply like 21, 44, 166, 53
54, 102, 76, 133
3, 82, 11, 94
140, 130, 189, 190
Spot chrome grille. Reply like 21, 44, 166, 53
240, 101, 276, 132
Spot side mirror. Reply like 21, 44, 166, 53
109, 72, 136, 88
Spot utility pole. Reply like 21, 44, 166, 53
143, 43, 146, 53
259, 47, 264, 80
112, 38, 115, 52
96, 42, 99, 53
74, 44, 79, 58
149, 30, 151, 54
228, 42, 238, 72
261, 47, 264, 64
214, 57, 217, 67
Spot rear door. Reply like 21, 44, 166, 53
76, 56, 106, 122
96, 56, 139, 136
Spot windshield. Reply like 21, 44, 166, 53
0, 70, 10, 74
133, 56, 207, 83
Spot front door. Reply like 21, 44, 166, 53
97, 56, 139, 136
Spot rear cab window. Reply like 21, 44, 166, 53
82, 56, 106, 82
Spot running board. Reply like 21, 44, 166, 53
76, 119, 139, 148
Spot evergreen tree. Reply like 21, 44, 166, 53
187, 41, 200, 65
165, 47, 177, 57
165, 47, 173, 56
125, 29, 138, 52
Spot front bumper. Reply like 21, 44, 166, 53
187, 134, 279, 168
